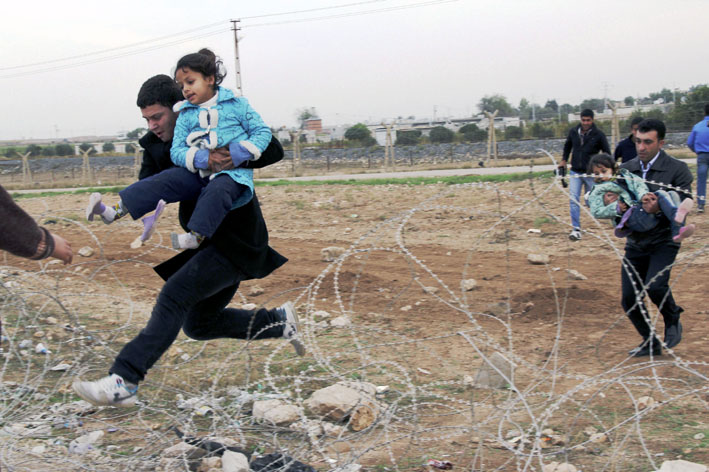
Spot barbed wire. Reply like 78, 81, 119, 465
0, 172, 707, 471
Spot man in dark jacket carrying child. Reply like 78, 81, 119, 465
73, 75, 304, 407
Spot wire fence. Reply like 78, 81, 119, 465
0, 170, 707, 471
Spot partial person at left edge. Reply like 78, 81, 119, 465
0, 184, 73, 345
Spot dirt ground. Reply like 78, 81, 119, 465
1, 177, 708, 471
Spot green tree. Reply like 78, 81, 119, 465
3, 147, 17, 158
579, 98, 605, 113
530, 122, 554, 138
26, 144, 42, 156
624, 96, 635, 106
395, 130, 421, 145
125, 143, 136, 154
544, 99, 559, 112
79, 143, 96, 155
55, 143, 74, 156
649, 88, 674, 104
559, 104, 574, 122
102, 142, 116, 153
666, 84, 709, 130
429, 126, 454, 143
296, 107, 318, 129
478, 94, 515, 117
42, 146, 56, 156
126, 128, 146, 139
504, 126, 523, 140
459, 123, 487, 142
344, 123, 372, 142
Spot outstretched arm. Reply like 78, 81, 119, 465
0, 185, 72, 264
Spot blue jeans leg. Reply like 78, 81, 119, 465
109, 245, 283, 384
119, 168, 207, 220
696, 153, 709, 209
655, 190, 683, 238
569, 171, 594, 229
624, 205, 660, 233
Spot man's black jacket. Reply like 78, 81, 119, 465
136, 132, 287, 280
562, 124, 610, 172
620, 150, 693, 250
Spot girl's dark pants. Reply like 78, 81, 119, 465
119, 167, 242, 238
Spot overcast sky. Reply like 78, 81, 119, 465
1, 0, 708, 141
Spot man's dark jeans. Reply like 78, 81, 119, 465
110, 245, 284, 384
621, 242, 683, 340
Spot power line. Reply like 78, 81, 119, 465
244, 0, 458, 27
0, 22, 227, 72
0, 0, 393, 73
0, 29, 230, 79
239, 0, 389, 19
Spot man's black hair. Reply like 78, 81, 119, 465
630, 116, 644, 127
704, 103, 709, 116
580, 109, 594, 119
137, 74, 183, 109
637, 119, 666, 140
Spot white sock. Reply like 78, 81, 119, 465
101, 205, 117, 223
171, 232, 200, 249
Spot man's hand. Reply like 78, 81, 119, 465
641, 192, 659, 214
208, 147, 235, 173
50, 233, 73, 265
603, 191, 619, 206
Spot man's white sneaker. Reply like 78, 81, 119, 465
72, 373, 138, 407
569, 229, 582, 241
276, 301, 306, 356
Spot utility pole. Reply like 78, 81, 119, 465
485, 110, 498, 162
383, 122, 395, 170
17, 151, 32, 185
230, 19, 243, 95
609, 101, 620, 151
289, 131, 300, 176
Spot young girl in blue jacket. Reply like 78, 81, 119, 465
86, 48, 271, 249
587, 153, 695, 242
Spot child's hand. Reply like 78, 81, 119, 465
603, 191, 618, 205
618, 201, 629, 213
641, 193, 660, 213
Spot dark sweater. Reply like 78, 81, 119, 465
614, 134, 637, 163
562, 124, 610, 172
0, 185, 54, 260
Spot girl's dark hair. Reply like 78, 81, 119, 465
174, 48, 226, 90
587, 153, 616, 174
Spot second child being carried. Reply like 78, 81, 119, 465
587, 153, 696, 243
86, 48, 271, 249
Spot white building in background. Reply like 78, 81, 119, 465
277, 128, 291, 143
567, 103, 674, 122
373, 127, 396, 146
